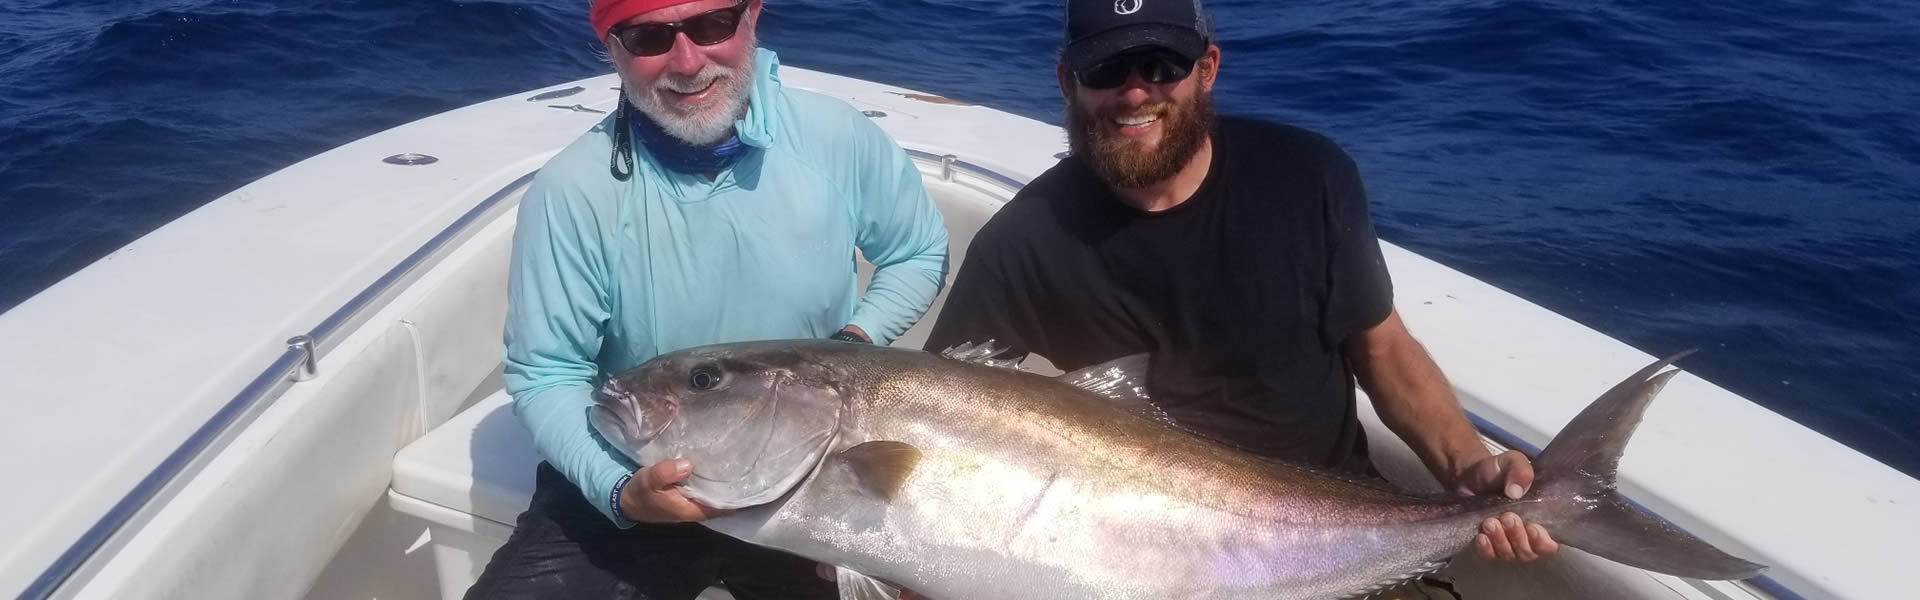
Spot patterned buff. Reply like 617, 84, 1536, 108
625, 98, 749, 174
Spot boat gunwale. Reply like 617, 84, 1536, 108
8, 68, 1863, 600
1460, 414, 1798, 600
17, 169, 537, 600
16, 144, 1038, 600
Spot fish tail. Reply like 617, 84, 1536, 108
1518, 350, 1767, 580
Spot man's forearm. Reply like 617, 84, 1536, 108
509, 382, 638, 526
1349, 313, 1488, 488
851, 256, 944, 346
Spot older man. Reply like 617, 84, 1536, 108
921, 0, 1557, 587
467, 0, 949, 598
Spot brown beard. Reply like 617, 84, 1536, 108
1066, 86, 1216, 190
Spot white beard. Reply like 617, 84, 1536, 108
626, 47, 756, 146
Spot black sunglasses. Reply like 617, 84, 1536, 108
1076, 49, 1196, 90
609, 1, 750, 57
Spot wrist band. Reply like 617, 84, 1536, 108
830, 330, 870, 343
610, 472, 635, 522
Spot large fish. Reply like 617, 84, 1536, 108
588, 339, 1766, 599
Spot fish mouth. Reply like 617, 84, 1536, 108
594, 378, 674, 447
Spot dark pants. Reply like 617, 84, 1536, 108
465, 462, 837, 600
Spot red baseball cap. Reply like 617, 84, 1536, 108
592, 0, 705, 39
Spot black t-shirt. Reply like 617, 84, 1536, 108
922, 116, 1394, 473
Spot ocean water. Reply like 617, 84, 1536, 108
0, 0, 1915, 476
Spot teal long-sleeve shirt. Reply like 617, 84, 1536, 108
502, 49, 949, 526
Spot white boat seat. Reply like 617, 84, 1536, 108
391, 390, 539, 531
389, 391, 739, 600
386, 390, 538, 600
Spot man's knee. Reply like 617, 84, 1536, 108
463, 464, 631, 599
463, 504, 627, 599
715, 537, 839, 600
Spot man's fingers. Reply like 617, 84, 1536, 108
642, 459, 693, 490
1456, 458, 1501, 497
656, 490, 734, 521
1502, 513, 1536, 561
1482, 517, 1516, 560
694, 500, 736, 520
1530, 523, 1560, 556
1499, 451, 1535, 499
618, 461, 735, 523
1482, 513, 1561, 563
650, 491, 711, 521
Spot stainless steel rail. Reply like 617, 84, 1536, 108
19, 169, 537, 600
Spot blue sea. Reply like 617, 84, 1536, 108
1, 0, 1915, 476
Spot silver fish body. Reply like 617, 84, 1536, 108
593, 340, 1765, 600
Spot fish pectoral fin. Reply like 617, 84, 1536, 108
832, 565, 906, 600
1058, 353, 1178, 426
1342, 561, 1453, 599
838, 441, 923, 501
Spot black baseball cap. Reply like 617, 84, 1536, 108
1063, 0, 1213, 73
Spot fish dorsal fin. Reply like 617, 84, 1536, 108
837, 441, 922, 501
938, 339, 1023, 370
1058, 353, 1177, 426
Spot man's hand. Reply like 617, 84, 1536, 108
1346, 313, 1558, 565
1453, 450, 1560, 563
618, 459, 733, 523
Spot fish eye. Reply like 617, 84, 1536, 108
689, 365, 723, 391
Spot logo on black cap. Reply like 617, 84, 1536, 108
1065, 0, 1210, 73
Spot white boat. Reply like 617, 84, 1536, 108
2, 64, 1914, 600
